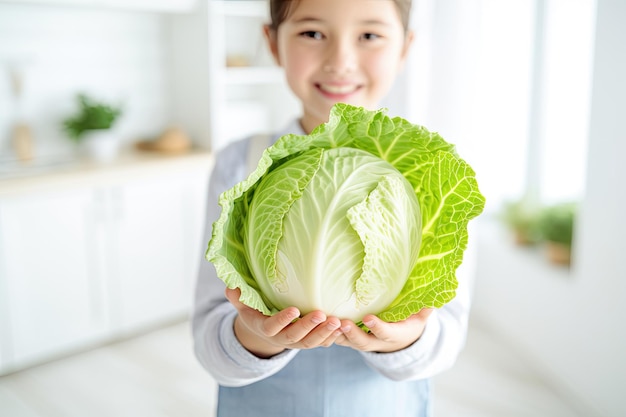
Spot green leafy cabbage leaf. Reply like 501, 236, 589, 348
207, 104, 485, 325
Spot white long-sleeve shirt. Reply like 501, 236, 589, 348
191, 120, 476, 415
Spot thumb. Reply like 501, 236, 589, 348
225, 287, 243, 307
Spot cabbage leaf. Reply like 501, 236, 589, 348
207, 104, 485, 325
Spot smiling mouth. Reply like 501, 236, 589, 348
317, 83, 361, 95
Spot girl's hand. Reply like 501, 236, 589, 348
225, 287, 342, 358
335, 309, 434, 353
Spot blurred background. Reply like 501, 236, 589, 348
0, 0, 623, 416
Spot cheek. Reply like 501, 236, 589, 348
366, 60, 395, 91
282, 45, 314, 81
368, 50, 403, 86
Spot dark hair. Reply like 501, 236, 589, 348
268, 0, 413, 31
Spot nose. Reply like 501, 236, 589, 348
323, 38, 357, 74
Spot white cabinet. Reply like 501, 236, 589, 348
205, 0, 301, 151
0, 152, 212, 374
107, 171, 207, 334
0, 188, 109, 370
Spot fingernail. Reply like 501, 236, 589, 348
363, 319, 375, 328
340, 325, 351, 333
286, 309, 299, 321
311, 316, 324, 325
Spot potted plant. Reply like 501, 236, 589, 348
539, 202, 577, 266
501, 197, 543, 245
63, 93, 122, 162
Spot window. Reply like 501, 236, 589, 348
537, 0, 595, 205
475, 0, 596, 211
409, 0, 597, 213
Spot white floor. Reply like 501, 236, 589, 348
432, 319, 592, 417
0, 318, 591, 417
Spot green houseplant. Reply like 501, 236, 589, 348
63, 93, 122, 141
539, 202, 577, 266
501, 197, 543, 245
63, 93, 122, 162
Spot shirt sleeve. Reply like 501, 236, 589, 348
191, 138, 299, 387
358, 225, 478, 381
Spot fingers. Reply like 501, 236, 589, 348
415, 307, 435, 320
335, 320, 371, 349
225, 287, 341, 349
337, 308, 436, 353
360, 315, 395, 343
225, 287, 435, 353
293, 314, 342, 348
280, 311, 321, 342
259, 311, 342, 349
366, 308, 434, 340
225, 287, 300, 337
224, 287, 242, 306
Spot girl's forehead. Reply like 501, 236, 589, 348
285, 0, 402, 26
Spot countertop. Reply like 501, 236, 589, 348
0, 148, 214, 197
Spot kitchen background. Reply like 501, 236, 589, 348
0, 0, 624, 416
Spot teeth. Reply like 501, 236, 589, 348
320, 84, 357, 94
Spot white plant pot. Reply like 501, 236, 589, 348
81, 129, 120, 163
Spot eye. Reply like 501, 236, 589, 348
360, 33, 381, 41
300, 31, 324, 40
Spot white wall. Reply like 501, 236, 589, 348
0, 4, 174, 158
570, 0, 626, 412
470, 1, 626, 416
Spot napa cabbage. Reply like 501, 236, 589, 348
207, 104, 485, 325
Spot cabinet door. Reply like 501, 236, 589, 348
0, 189, 106, 369
108, 170, 207, 333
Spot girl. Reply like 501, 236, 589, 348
193, 0, 473, 415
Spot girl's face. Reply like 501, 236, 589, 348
265, 0, 413, 133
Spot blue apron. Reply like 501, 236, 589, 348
217, 344, 432, 417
